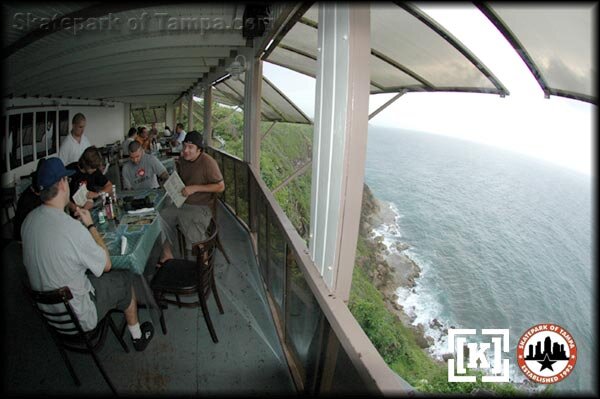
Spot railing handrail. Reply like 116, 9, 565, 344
208, 146, 414, 395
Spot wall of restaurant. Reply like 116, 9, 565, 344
2, 97, 126, 185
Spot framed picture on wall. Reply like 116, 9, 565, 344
8, 114, 21, 170
59, 110, 69, 146
36, 112, 46, 160
47, 111, 57, 156
22, 113, 34, 164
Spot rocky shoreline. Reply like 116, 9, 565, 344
360, 185, 443, 354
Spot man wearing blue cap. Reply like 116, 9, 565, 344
21, 157, 154, 351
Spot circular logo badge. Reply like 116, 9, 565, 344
517, 323, 577, 384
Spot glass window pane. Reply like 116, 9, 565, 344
236, 161, 249, 225
257, 191, 268, 281
22, 113, 33, 164
327, 331, 370, 394
46, 111, 57, 156
267, 209, 285, 313
223, 156, 235, 208
35, 112, 46, 160
285, 252, 324, 388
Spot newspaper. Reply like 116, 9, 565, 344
164, 170, 186, 208
72, 184, 89, 207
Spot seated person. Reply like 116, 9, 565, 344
13, 159, 45, 241
21, 157, 154, 351
66, 146, 113, 211
158, 131, 224, 265
169, 123, 187, 153
122, 141, 169, 190
135, 126, 151, 152
121, 127, 137, 157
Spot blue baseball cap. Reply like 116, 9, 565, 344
37, 157, 75, 191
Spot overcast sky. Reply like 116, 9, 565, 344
262, 6, 595, 176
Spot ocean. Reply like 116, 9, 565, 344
364, 126, 594, 393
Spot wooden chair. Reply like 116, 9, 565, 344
1, 185, 17, 223
176, 194, 231, 264
25, 286, 129, 395
151, 218, 224, 343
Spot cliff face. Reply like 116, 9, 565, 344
357, 183, 432, 348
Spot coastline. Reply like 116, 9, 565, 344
360, 185, 441, 352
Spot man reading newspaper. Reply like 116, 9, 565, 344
157, 131, 224, 267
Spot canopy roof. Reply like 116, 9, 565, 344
3, 2, 596, 112
266, 3, 509, 96
477, 3, 596, 104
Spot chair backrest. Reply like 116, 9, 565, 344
2, 186, 17, 206
191, 218, 219, 296
26, 286, 85, 336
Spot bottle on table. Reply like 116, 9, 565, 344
103, 193, 113, 220
98, 210, 106, 224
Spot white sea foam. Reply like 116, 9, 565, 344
376, 201, 534, 390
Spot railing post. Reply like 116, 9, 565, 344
243, 49, 262, 233
309, 3, 371, 302
187, 95, 194, 132
203, 85, 212, 147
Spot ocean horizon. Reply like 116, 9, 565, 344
364, 125, 594, 394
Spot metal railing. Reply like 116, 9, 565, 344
206, 147, 413, 395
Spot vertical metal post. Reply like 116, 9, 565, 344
309, 3, 370, 302
243, 56, 262, 172
243, 53, 262, 233
178, 100, 183, 125
187, 95, 194, 132
203, 85, 213, 147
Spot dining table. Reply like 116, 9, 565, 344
91, 187, 168, 330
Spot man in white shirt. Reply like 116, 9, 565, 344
21, 157, 154, 350
59, 113, 91, 166
170, 123, 187, 153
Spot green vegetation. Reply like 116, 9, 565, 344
190, 100, 527, 395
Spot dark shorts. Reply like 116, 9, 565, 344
88, 270, 133, 320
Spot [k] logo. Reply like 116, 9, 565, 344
448, 329, 510, 382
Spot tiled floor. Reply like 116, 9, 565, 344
1, 203, 296, 395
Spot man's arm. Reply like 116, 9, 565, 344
74, 207, 111, 272
157, 171, 169, 186
181, 181, 225, 197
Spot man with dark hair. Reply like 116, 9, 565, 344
158, 131, 224, 265
122, 140, 169, 190
59, 113, 91, 165
169, 123, 187, 152
66, 146, 113, 211
21, 157, 154, 351
13, 159, 45, 241
121, 127, 138, 157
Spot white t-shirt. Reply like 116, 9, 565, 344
22, 205, 106, 331
59, 133, 91, 166
171, 130, 186, 152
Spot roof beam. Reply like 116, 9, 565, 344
257, 2, 315, 59
368, 91, 406, 120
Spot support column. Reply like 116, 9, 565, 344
203, 85, 213, 147
166, 102, 175, 130
243, 56, 262, 172
309, 3, 370, 302
178, 100, 183, 126
187, 95, 194, 132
